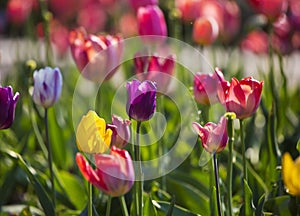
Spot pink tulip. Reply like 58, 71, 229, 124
247, 0, 287, 22
137, 5, 167, 37
175, 0, 201, 22
69, 28, 123, 83
273, 14, 291, 39
216, 69, 263, 119
6, 0, 33, 25
289, 0, 300, 30
127, 0, 158, 11
107, 115, 131, 149
240, 30, 269, 54
119, 13, 138, 37
134, 53, 175, 93
49, 0, 81, 23
193, 70, 225, 105
193, 16, 219, 45
49, 20, 70, 56
76, 146, 134, 197
192, 116, 228, 154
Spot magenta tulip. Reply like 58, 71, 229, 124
193, 70, 225, 105
192, 116, 228, 154
134, 53, 175, 93
127, 0, 158, 11
137, 5, 167, 37
107, 115, 131, 148
76, 146, 134, 197
217, 69, 263, 119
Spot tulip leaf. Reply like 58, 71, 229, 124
144, 194, 158, 216
296, 139, 300, 154
2, 149, 55, 216
263, 195, 295, 215
239, 179, 255, 216
79, 203, 99, 216
154, 201, 201, 216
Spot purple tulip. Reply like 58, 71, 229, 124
107, 115, 131, 148
0, 86, 19, 130
126, 79, 157, 122
32, 67, 63, 108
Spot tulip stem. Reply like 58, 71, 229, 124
88, 181, 92, 216
240, 119, 247, 181
213, 152, 222, 216
44, 108, 55, 209
106, 196, 112, 216
119, 196, 129, 216
135, 121, 143, 216
226, 114, 235, 216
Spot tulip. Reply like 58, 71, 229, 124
69, 28, 123, 83
76, 110, 112, 154
76, 146, 135, 197
273, 14, 291, 39
175, 0, 201, 22
137, 5, 167, 37
289, 0, 300, 30
0, 86, 19, 130
216, 68, 263, 119
240, 30, 269, 55
282, 152, 300, 196
134, 53, 175, 93
32, 67, 63, 108
193, 16, 219, 45
127, 0, 157, 11
247, 0, 287, 22
107, 115, 131, 148
6, 0, 32, 25
126, 79, 157, 122
192, 116, 228, 154
193, 70, 225, 105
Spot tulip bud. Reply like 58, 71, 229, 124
192, 116, 228, 154
216, 68, 264, 119
126, 79, 157, 122
107, 115, 131, 148
76, 110, 112, 154
32, 67, 63, 108
193, 16, 219, 45
134, 53, 175, 93
76, 146, 135, 197
0, 86, 19, 130
193, 71, 225, 105
137, 5, 167, 37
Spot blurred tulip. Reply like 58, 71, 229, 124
292, 31, 300, 50
126, 79, 157, 122
107, 115, 131, 148
76, 110, 112, 154
217, 69, 263, 119
282, 152, 300, 196
49, 20, 70, 56
271, 33, 293, 55
193, 16, 219, 45
289, 0, 300, 30
77, 2, 107, 34
6, 0, 32, 25
240, 30, 269, 54
32, 67, 63, 108
137, 5, 167, 37
192, 116, 228, 154
69, 28, 123, 83
175, 0, 201, 22
127, 0, 157, 11
76, 146, 134, 197
193, 70, 224, 105
134, 53, 175, 93
0, 86, 19, 130
273, 14, 291, 39
247, 0, 287, 22
119, 13, 138, 37
49, 0, 81, 23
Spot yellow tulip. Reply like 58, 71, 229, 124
282, 152, 300, 196
76, 111, 112, 154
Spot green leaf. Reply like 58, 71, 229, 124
166, 196, 176, 216
20, 206, 32, 216
2, 149, 55, 216
240, 179, 255, 216
144, 194, 158, 216
263, 195, 295, 215
296, 139, 300, 154
211, 187, 218, 216
154, 201, 201, 216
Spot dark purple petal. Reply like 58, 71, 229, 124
0, 86, 19, 129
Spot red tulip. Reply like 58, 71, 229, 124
193, 16, 219, 45
193, 70, 225, 105
69, 28, 123, 83
247, 0, 287, 22
6, 0, 33, 25
175, 0, 201, 22
240, 30, 269, 55
137, 5, 167, 37
76, 146, 134, 197
192, 116, 228, 154
216, 68, 263, 119
134, 53, 175, 93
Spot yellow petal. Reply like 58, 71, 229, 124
282, 153, 300, 196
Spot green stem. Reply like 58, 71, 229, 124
213, 153, 222, 216
44, 108, 55, 209
240, 119, 247, 182
226, 114, 234, 216
135, 121, 143, 216
119, 196, 129, 216
88, 181, 93, 216
106, 196, 112, 216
